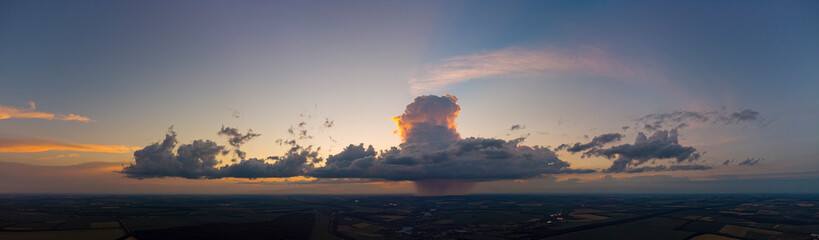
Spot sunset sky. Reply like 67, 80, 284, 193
1, 1, 817, 194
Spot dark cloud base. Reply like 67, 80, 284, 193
559, 129, 707, 173
120, 95, 760, 185
310, 138, 592, 181
120, 128, 317, 179
121, 95, 594, 183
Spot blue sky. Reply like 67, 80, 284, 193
0, 1, 817, 193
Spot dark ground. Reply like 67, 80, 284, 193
0, 194, 817, 240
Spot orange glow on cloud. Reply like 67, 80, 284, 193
391, 116, 406, 140
365, 181, 411, 189
234, 176, 318, 183
0, 102, 92, 122
391, 94, 461, 142
0, 139, 132, 153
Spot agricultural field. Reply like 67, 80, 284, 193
0, 194, 816, 239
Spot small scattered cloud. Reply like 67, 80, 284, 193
227, 108, 240, 119
323, 118, 334, 128
556, 133, 623, 153
284, 114, 335, 142
738, 158, 763, 166
720, 158, 763, 167
509, 124, 526, 131
217, 125, 260, 160
0, 102, 92, 122
218, 126, 260, 148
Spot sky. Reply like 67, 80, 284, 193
1, 0, 818, 194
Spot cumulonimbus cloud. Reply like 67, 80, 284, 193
391, 94, 461, 150
126, 94, 768, 188
0, 102, 92, 122
559, 129, 708, 173
0, 138, 132, 153
409, 47, 661, 92
118, 95, 781, 195
121, 95, 592, 186
309, 138, 586, 181
311, 95, 591, 182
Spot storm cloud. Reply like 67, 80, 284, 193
309, 137, 584, 181
218, 146, 319, 179
121, 95, 588, 189
310, 95, 590, 184
120, 128, 318, 179
391, 94, 461, 151
561, 130, 703, 173
121, 128, 223, 179
122, 95, 745, 194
